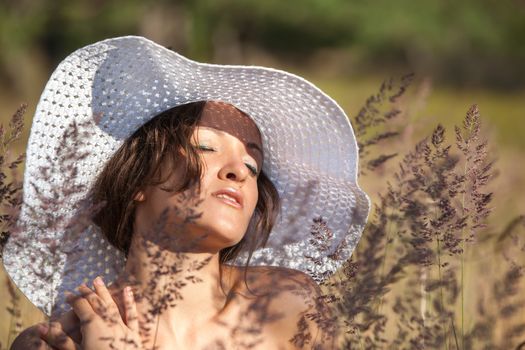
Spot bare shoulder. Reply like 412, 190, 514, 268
231, 264, 321, 294
229, 265, 336, 349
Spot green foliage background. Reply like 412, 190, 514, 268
2, 0, 525, 90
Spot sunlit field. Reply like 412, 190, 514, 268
1, 73, 524, 348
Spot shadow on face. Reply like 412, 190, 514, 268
132, 101, 264, 255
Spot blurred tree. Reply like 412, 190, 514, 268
0, 0, 524, 93
0, 0, 146, 95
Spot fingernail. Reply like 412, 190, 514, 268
37, 323, 49, 336
65, 290, 75, 302
94, 276, 104, 286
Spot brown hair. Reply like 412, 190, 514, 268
91, 101, 280, 269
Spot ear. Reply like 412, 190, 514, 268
134, 191, 146, 202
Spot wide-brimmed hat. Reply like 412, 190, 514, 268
3, 35, 370, 316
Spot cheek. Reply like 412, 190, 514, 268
247, 183, 259, 215
139, 189, 174, 220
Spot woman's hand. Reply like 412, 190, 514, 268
10, 322, 76, 350
65, 277, 142, 350
11, 277, 138, 350
11, 307, 82, 350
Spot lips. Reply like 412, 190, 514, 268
212, 187, 244, 208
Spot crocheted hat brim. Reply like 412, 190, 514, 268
3, 36, 370, 316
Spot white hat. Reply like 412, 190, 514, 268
3, 36, 370, 316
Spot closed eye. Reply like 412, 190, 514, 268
195, 144, 258, 176
245, 163, 258, 176
195, 144, 216, 152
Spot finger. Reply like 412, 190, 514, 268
93, 277, 130, 325
123, 286, 139, 333
77, 284, 107, 315
92, 276, 116, 310
40, 322, 80, 350
109, 286, 127, 322
53, 310, 82, 345
80, 283, 124, 326
65, 290, 96, 325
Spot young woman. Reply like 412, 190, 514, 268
5, 36, 370, 349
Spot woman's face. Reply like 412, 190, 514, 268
134, 102, 263, 253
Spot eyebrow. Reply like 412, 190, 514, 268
247, 142, 264, 158
200, 127, 264, 158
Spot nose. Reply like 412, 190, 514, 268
218, 157, 250, 183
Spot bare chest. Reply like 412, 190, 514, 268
150, 327, 286, 350
141, 295, 293, 350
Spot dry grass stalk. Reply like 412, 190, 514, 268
0, 105, 25, 350
1, 80, 525, 349
317, 77, 525, 350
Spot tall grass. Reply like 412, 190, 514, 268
319, 76, 525, 349
0, 104, 25, 350
0, 79, 524, 349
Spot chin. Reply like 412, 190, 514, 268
198, 221, 247, 250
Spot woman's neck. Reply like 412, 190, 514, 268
117, 233, 239, 341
